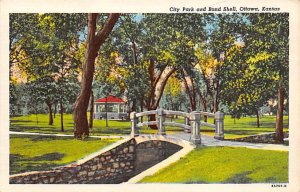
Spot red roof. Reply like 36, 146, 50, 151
95, 95, 125, 103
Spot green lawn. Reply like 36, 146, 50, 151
10, 134, 119, 175
140, 146, 288, 183
10, 113, 288, 139
9, 113, 182, 135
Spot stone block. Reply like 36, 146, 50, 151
129, 146, 135, 153
76, 166, 82, 171
123, 147, 129, 153
91, 165, 97, 171
88, 171, 95, 177
113, 163, 119, 168
49, 177, 55, 183
97, 163, 103, 169
43, 178, 49, 184
79, 170, 87, 176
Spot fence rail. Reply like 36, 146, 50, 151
130, 109, 224, 145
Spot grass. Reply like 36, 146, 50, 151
10, 113, 288, 139
139, 146, 288, 183
220, 115, 289, 139
10, 134, 119, 175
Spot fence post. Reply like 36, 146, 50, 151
184, 117, 191, 133
190, 111, 201, 145
157, 109, 166, 135
130, 112, 139, 137
214, 111, 224, 140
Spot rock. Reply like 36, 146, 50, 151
129, 146, 135, 153
113, 163, 119, 168
123, 147, 129, 153
79, 171, 87, 176
91, 165, 97, 171
49, 177, 55, 183
88, 171, 95, 177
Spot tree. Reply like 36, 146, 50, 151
73, 13, 120, 139
246, 13, 289, 142
10, 13, 85, 127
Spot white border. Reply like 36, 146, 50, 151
1, 0, 299, 192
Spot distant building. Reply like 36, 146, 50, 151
94, 95, 128, 120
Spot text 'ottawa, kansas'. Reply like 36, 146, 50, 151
169, 6, 280, 12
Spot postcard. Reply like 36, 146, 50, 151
0, 0, 299, 192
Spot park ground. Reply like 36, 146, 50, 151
10, 114, 289, 183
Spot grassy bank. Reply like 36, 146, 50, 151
10, 134, 119, 175
140, 146, 288, 183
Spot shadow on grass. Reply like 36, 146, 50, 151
184, 180, 208, 184
228, 121, 288, 128
10, 125, 74, 134
10, 120, 33, 123
93, 127, 131, 135
225, 171, 253, 183
224, 129, 274, 136
10, 153, 65, 175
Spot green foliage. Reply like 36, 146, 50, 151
140, 146, 288, 183
10, 13, 85, 117
10, 13, 289, 125
219, 13, 289, 118
10, 134, 118, 174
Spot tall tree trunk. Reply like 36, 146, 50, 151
46, 102, 53, 125
256, 110, 260, 128
198, 89, 208, 122
131, 99, 137, 112
140, 95, 144, 123
146, 61, 176, 129
89, 90, 94, 129
182, 70, 196, 111
132, 41, 138, 65
105, 97, 109, 128
35, 107, 39, 128
60, 100, 64, 132
54, 103, 57, 119
73, 13, 119, 139
275, 86, 284, 143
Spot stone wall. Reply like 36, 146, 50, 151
10, 138, 183, 184
10, 138, 136, 184
134, 140, 182, 175
229, 132, 289, 144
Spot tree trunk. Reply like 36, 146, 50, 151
54, 103, 57, 118
146, 61, 176, 129
73, 13, 119, 139
132, 41, 138, 65
182, 69, 197, 111
140, 95, 144, 123
46, 102, 53, 125
60, 100, 64, 132
89, 90, 94, 129
105, 97, 109, 128
131, 99, 137, 113
198, 89, 208, 122
35, 107, 39, 128
256, 110, 260, 128
275, 86, 284, 143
